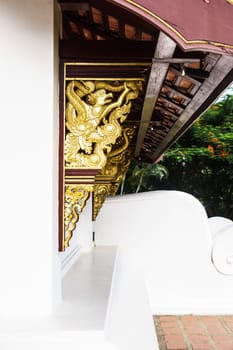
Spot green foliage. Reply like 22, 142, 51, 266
159, 94, 233, 219
120, 159, 168, 194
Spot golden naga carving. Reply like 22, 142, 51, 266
102, 127, 136, 196
64, 184, 93, 248
93, 184, 112, 221
64, 80, 142, 169
93, 127, 136, 220
109, 149, 133, 196
107, 147, 134, 197
101, 127, 136, 178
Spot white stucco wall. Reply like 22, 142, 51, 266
0, 0, 61, 317
95, 190, 233, 314
209, 217, 233, 276
0, 0, 95, 318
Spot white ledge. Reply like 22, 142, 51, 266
0, 246, 117, 349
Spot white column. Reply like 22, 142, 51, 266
0, 0, 61, 317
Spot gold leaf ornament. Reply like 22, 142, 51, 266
64, 185, 93, 248
64, 80, 142, 169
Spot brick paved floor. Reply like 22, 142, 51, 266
154, 315, 233, 350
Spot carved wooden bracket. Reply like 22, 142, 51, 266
59, 62, 144, 251
93, 127, 136, 220
64, 184, 93, 249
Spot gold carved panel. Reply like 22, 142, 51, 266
59, 63, 144, 251
65, 80, 142, 169
93, 127, 136, 220
64, 184, 93, 249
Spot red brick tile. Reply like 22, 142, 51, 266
182, 321, 201, 327
222, 316, 233, 321
202, 318, 226, 331
181, 316, 200, 326
205, 325, 227, 335
212, 335, 233, 344
182, 320, 200, 327
217, 344, 233, 350
165, 335, 187, 350
188, 334, 212, 349
160, 316, 178, 322
188, 335, 211, 343
200, 316, 219, 324
166, 344, 187, 350
161, 327, 182, 335
212, 335, 233, 343
165, 335, 185, 342
224, 320, 233, 328
191, 344, 213, 350
154, 315, 233, 350
161, 321, 180, 328
180, 315, 199, 322
184, 326, 206, 335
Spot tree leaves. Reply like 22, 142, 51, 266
120, 160, 168, 194
161, 94, 233, 219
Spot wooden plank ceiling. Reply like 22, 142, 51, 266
58, 0, 233, 163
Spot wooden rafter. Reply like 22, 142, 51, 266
151, 54, 233, 161
134, 32, 176, 156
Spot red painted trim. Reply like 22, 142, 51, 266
58, 61, 65, 251
108, 0, 233, 55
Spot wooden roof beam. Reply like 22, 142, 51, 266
59, 3, 90, 11
134, 32, 176, 156
59, 39, 154, 60
151, 54, 233, 161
